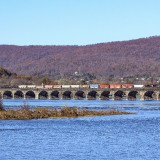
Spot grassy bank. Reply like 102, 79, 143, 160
0, 107, 132, 120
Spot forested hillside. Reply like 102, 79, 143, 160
0, 66, 16, 78
0, 36, 159, 79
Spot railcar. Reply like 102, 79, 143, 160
109, 84, 122, 89
134, 85, 144, 88
45, 85, 53, 89
53, 85, 62, 89
99, 84, 110, 89
90, 84, 99, 89
144, 84, 159, 88
27, 85, 36, 88
18, 85, 27, 89
36, 85, 44, 89
70, 85, 80, 88
80, 85, 90, 89
11, 85, 19, 88
61, 85, 71, 89
121, 84, 134, 88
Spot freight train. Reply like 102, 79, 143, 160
16, 84, 160, 89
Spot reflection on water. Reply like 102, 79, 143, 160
0, 100, 160, 160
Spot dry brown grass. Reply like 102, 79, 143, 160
0, 107, 133, 120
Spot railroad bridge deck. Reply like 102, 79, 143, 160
0, 88, 159, 100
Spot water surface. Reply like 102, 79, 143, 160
0, 100, 160, 160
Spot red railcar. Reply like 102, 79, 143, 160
121, 84, 133, 88
109, 84, 122, 89
99, 84, 110, 89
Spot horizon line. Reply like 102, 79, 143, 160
0, 35, 159, 47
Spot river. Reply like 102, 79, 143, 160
0, 100, 160, 160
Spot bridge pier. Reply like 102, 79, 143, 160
139, 91, 145, 100
140, 95, 145, 100
156, 92, 160, 100
72, 91, 75, 100
48, 94, 51, 100
125, 91, 129, 100
35, 93, 39, 100
59, 92, 62, 100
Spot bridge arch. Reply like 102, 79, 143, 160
144, 91, 156, 100
51, 90, 60, 100
62, 91, 73, 100
100, 91, 110, 100
25, 91, 36, 99
75, 91, 85, 100
114, 90, 126, 100
14, 90, 24, 99
87, 90, 98, 100
3, 91, 13, 99
38, 91, 48, 99
128, 91, 139, 100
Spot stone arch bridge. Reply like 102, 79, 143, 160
0, 88, 160, 100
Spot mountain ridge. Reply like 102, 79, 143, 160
0, 36, 159, 79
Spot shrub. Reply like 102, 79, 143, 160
0, 95, 5, 111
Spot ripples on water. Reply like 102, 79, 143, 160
0, 100, 160, 160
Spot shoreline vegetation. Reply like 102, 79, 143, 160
0, 105, 133, 120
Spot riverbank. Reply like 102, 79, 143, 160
0, 107, 133, 120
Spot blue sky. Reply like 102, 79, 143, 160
0, 0, 160, 45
